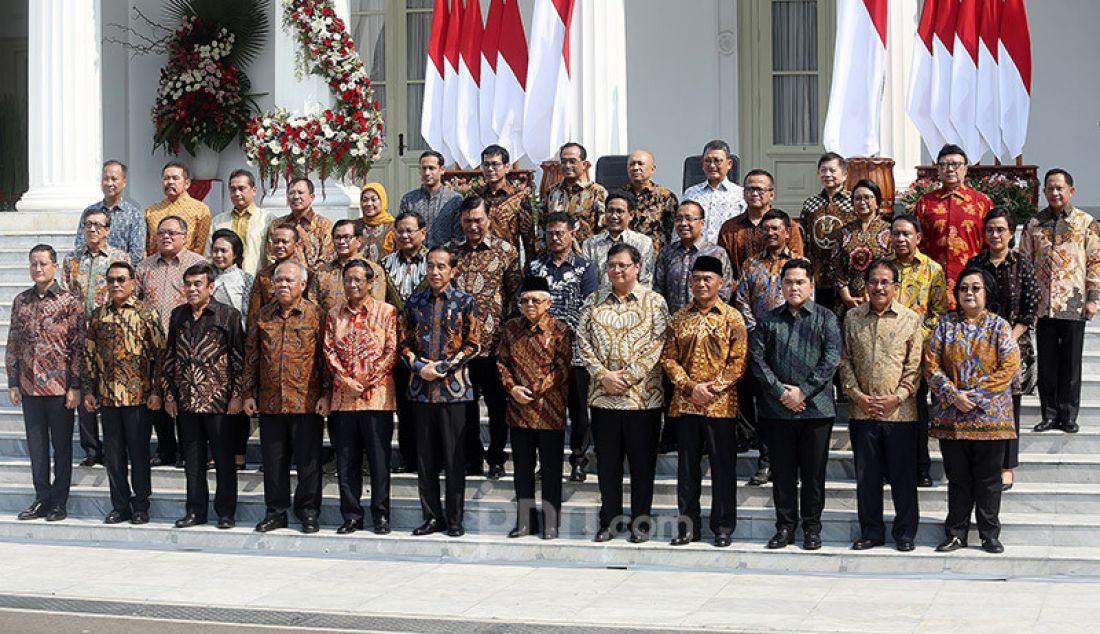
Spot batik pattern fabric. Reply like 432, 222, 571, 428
76, 199, 146, 264
265, 210, 335, 272
61, 245, 131, 318
525, 252, 598, 365
966, 249, 1039, 394
354, 220, 396, 262
734, 249, 798, 332
83, 297, 165, 407
914, 185, 992, 308
398, 286, 481, 403
827, 217, 892, 299
135, 250, 208, 334
540, 179, 607, 249
1020, 205, 1100, 321
838, 301, 923, 422
576, 287, 670, 410
623, 181, 678, 256
660, 301, 748, 419
496, 315, 572, 430
323, 298, 398, 412
144, 193, 212, 256
716, 213, 806, 281
800, 189, 854, 286
6, 284, 85, 396
924, 311, 1020, 440
242, 298, 330, 415
889, 251, 949, 340
398, 185, 463, 248
748, 302, 841, 421
162, 300, 244, 414
212, 265, 254, 327
580, 229, 656, 291
310, 257, 388, 313
381, 248, 430, 310
682, 180, 747, 245
652, 240, 733, 316
477, 182, 536, 262
450, 236, 522, 356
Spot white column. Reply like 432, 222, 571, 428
880, 0, 924, 191
570, 0, 628, 163
17, 0, 103, 212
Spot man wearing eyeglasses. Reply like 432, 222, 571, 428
135, 215, 206, 469
682, 140, 747, 245
539, 142, 607, 250
311, 219, 394, 313
717, 169, 805, 281
476, 144, 536, 262
76, 160, 145, 264
581, 192, 655, 291
144, 162, 211, 256
914, 144, 992, 308
62, 209, 130, 467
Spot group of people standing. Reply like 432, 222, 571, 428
7, 139, 1097, 555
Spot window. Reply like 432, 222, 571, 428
771, 0, 818, 146
351, 1, 387, 120
404, 0, 433, 151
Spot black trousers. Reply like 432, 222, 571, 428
100, 406, 152, 514
149, 408, 177, 462
676, 414, 738, 536
332, 410, 393, 523
393, 363, 417, 470
737, 373, 768, 470
768, 417, 834, 534
465, 357, 509, 468
413, 402, 467, 528
566, 366, 591, 466
1005, 395, 1022, 469
77, 408, 101, 462
178, 412, 237, 520
939, 438, 1007, 541
229, 413, 251, 458
916, 378, 931, 476
22, 396, 73, 509
259, 414, 323, 519
659, 375, 679, 450
1037, 317, 1085, 426
590, 407, 661, 534
849, 419, 919, 543
511, 426, 564, 530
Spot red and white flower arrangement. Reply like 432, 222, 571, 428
244, 0, 385, 186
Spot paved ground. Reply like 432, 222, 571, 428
0, 540, 1096, 633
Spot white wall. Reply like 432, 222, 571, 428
1022, 0, 1100, 210
624, 0, 739, 193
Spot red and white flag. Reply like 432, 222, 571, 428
999, 0, 1031, 159
930, 0, 960, 150
949, 0, 985, 160
523, 0, 575, 164
455, 0, 483, 168
823, 0, 888, 157
421, 0, 451, 163
906, 0, 946, 155
975, 0, 1004, 158
493, 0, 528, 160
441, 0, 463, 165
479, 0, 504, 149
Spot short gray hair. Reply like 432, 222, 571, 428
274, 259, 308, 283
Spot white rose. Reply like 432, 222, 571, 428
292, 146, 301, 155
270, 158, 279, 165
296, 157, 306, 165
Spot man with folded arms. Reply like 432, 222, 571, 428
839, 258, 922, 552
163, 263, 244, 530
243, 260, 331, 534
661, 255, 747, 548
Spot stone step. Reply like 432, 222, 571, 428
0, 230, 86, 250
4, 516, 1099, 579
2, 459, 1093, 515
0, 482, 1096, 547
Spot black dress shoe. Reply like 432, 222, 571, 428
149, 455, 166, 467
301, 516, 320, 534
628, 531, 650, 544
714, 533, 732, 548
981, 538, 1005, 554
254, 514, 288, 532
466, 464, 484, 477
851, 538, 884, 551
487, 464, 506, 480
131, 512, 149, 525
593, 528, 614, 543
175, 458, 186, 469
542, 526, 558, 540
935, 536, 967, 552
1062, 421, 1080, 434
45, 507, 67, 522
336, 520, 362, 535
79, 456, 97, 468
235, 462, 247, 472
569, 464, 587, 482
896, 540, 915, 552
174, 514, 206, 528
670, 530, 695, 546
17, 500, 46, 521
1033, 419, 1057, 432
217, 517, 235, 529
104, 510, 129, 524
917, 473, 934, 487
373, 519, 391, 535
747, 467, 771, 486
803, 532, 822, 550
508, 525, 532, 538
447, 524, 465, 537
1002, 482, 1014, 492
412, 519, 441, 536
766, 528, 795, 549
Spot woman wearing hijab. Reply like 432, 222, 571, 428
357, 182, 396, 262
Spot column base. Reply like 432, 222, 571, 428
15, 185, 103, 214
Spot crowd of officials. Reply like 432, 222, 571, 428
7, 139, 1098, 556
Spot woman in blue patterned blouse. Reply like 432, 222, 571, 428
925, 267, 1020, 555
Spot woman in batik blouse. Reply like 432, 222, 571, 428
965, 207, 1039, 491
829, 179, 892, 317
925, 267, 1020, 555
357, 182, 396, 262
